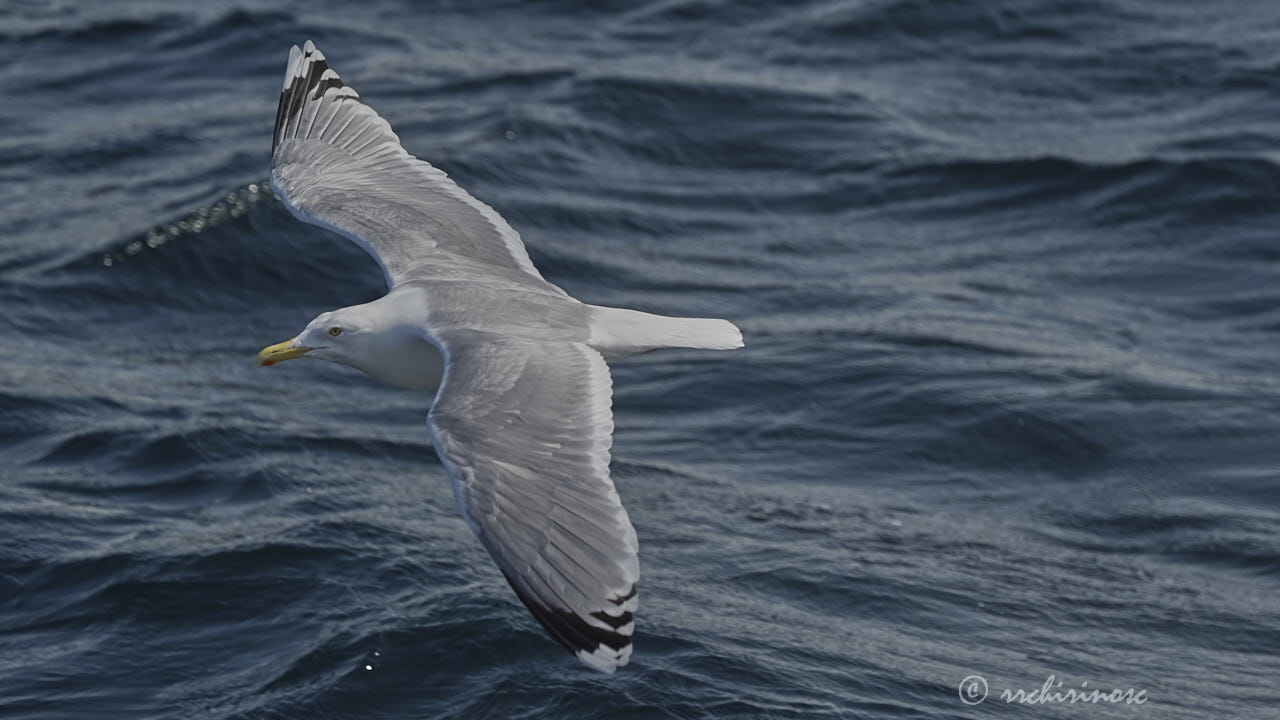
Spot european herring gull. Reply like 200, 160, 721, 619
257, 41, 743, 673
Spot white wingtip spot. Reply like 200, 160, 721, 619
284, 45, 303, 90
303, 39, 317, 54
576, 645, 630, 674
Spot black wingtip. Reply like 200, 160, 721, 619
499, 570, 633, 660
273, 41, 356, 154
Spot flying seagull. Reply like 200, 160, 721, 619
258, 41, 742, 673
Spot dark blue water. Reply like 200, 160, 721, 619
3, 1, 1279, 718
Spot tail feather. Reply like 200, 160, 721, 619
588, 306, 743, 358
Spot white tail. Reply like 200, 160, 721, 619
587, 305, 744, 358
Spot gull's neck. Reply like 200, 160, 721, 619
334, 291, 443, 391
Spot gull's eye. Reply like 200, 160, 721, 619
328, 326, 343, 337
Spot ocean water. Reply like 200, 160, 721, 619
2, 1, 1279, 718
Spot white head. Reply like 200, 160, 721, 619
256, 300, 445, 391
256, 308, 370, 369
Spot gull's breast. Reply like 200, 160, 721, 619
355, 328, 445, 391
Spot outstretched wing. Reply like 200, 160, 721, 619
270, 41, 562, 292
426, 334, 639, 673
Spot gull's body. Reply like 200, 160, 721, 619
259, 42, 742, 673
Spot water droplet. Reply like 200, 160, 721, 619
364, 664, 373, 671
102, 256, 113, 267
504, 130, 516, 140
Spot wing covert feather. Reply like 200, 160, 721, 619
426, 335, 639, 672
270, 41, 562, 293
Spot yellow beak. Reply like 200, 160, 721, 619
257, 339, 312, 366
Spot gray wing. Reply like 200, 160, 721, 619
426, 334, 639, 673
270, 41, 563, 293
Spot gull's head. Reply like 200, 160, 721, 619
256, 299, 444, 391
257, 309, 361, 368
